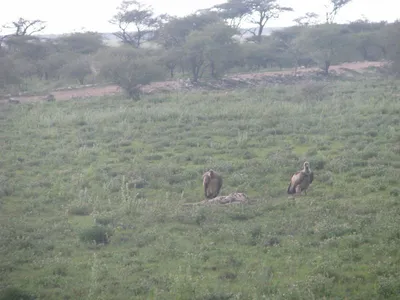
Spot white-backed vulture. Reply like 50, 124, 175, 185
202, 169, 223, 199
287, 161, 314, 195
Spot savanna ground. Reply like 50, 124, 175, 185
1, 71, 400, 300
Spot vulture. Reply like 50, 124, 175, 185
202, 169, 223, 199
287, 161, 314, 196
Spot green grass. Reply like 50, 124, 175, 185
1, 76, 400, 299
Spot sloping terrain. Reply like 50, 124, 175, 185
1, 75, 399, 299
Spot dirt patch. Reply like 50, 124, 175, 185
229, 61, 385, 80
7, 61, 387, 103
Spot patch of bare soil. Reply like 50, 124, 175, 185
6, 61, 387, 103
229, 61, 385, 80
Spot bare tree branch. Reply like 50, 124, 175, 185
1, 18, 46, 48
3, 18, 46, 36
293, 12, 319, 27
325, 0, 352, 24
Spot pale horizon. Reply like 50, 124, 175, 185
0, 0, 398, 35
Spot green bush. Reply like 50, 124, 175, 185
79, 226, 112, 244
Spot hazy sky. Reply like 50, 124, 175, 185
0, 0, 398, 35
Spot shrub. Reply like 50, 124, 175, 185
96, 47, 165, 99
79, 226, 112, 244
68, 204, 92, 216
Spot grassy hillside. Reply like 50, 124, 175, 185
1, 76, 400, 299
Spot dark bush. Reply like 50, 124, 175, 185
79, 225, 112, 244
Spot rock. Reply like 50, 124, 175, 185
45, 94, 56, 102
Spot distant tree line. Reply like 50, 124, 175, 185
1, 0, 400, 99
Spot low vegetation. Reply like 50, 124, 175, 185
1, 74, 400, 299
1, 0, 400, 299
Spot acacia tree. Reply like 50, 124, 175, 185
40, 52, 75, 81
325, 0, 352, 24
209, 0, 251, 30
183, 31, 210, 83
183, 21, 241, 82
159, 48, 184, 78
157, 12, 221, 76
246, 0, 293, 42
110, 0, 167, 48
96, 47, 165, 99
293, 12, 319, 27
270, 27, 314, 74
211, 0, 292, 42
296, 24, 351, 75
205, 22, 241, 79
0, 18, 46, 47
343, 20, 387, 60
2, 18, 46, 36
241, 42, 269, 70
6, 37, 58, 80
158, 12, 221, 49
59, 57, 92, 85
55, 32, 105, 54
